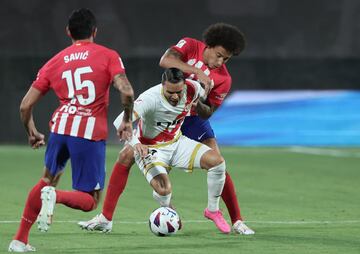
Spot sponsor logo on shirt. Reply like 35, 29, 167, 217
215, 93, 227, 100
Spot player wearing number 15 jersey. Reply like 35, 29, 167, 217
8, 8, 134, 252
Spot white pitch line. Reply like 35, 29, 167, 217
287, 146, 360, 158
1, 220, 360, 225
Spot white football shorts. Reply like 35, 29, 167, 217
134, 135, 211, 183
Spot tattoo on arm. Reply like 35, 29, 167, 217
166, 48, 182, 59
114, 73, 134, 122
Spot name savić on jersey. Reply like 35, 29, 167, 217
64, 51, 89, 63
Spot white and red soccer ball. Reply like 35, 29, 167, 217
149, 207, 181, 236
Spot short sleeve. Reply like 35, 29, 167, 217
113, 88, 156, 129
133, 92, 155, 118
171, 37, 198, 61
108, 50, 126, 80
207, 77, 232, 107
186, 79, 205, 101
31, 64, 50, 95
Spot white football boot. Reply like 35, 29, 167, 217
78, 213, 113, 232
233, 220, 255, 235
8, 240, 36, 252
37, 186, 56, 232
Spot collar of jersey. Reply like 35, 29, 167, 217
73, 41, 92, 46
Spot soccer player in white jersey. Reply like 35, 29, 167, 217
81, 68, 231, 233
79, 23, 254, 236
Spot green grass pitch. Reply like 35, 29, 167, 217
0, 145, 359, 253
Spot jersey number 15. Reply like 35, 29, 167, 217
62, 66, 95, 106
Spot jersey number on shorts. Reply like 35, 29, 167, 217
62, 66, 95, 106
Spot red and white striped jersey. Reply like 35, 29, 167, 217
171, 37, 232, 111
114, 79, 204, 146
32, 41, 125, 141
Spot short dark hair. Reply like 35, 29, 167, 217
162, 68, 185, 84
203, 23, 246, 56
68, 8, 97, 40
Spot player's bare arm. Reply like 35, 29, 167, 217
19, 87, 45, 149
113, 109, 148, 157
113, 73, 134, 140
113, 73, 134, 121
160, 49, 212, 94
195, 99, 218, 119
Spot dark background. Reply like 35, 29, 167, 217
1, 0, 359, 143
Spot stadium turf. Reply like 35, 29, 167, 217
0, 145, 359, 253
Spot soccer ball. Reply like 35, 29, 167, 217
149, 207, 181, 236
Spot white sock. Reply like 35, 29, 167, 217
207, 161, 226, 212
152, 190, 172, 207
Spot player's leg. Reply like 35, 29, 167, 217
202, 138, 242, 221
171, 135, 230, 233
150, 173, 172, 207
37, 136, 103, 234
182, 116, 254, 234
135, 145, 173, 207
37, 135, 103, 233
202, 137, 254, 235
198, 149, 231, 233
78, 145, 135, 232
9, 169, 57, 252
56, 136, 105, 209
102, 145, 135, 220
9, 133, 69, 251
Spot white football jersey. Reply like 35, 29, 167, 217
114, 79, 204, 145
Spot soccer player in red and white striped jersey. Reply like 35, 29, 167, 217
9, 8, 134, 252
79, 23, 254, 236
160, 23, 254, 235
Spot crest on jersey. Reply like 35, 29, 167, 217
135, 99, 143, 104
175, 39, 186, 48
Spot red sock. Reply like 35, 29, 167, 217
14, 179, 48, 244
102, 163, 130, 221
56, 190, 96, 211
221, 172, 243, 224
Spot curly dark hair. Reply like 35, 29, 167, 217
203, 23, 246, 56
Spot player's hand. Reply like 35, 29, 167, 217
196, 71, 214, 95
133, 143, 148, 158
28, 130, 45, 149
117, 120, 133, 141
192, 96, 200, 107
200, 79, 214, 96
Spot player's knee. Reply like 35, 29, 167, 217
201, 150, 225, 170
117, 145, 135, 166
42, 169, 62, 186
208, 160, 226, 174
89, 201, 98, 211
84, 191, 100, 212
213, 155, 225, 167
